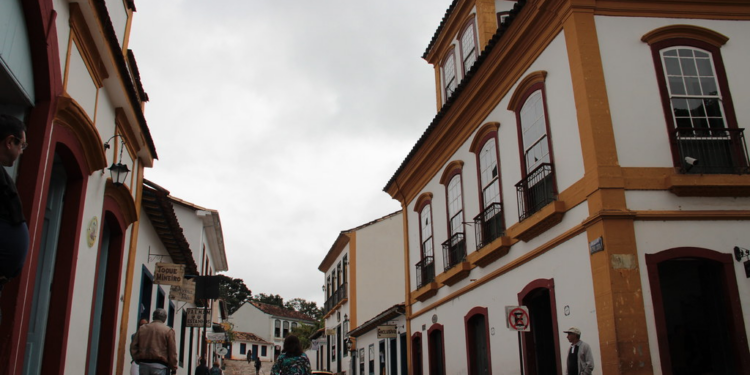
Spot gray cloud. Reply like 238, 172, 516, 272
132, 0, 450, 304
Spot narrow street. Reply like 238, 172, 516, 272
222, 359, 273, 375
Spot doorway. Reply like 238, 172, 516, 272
647, 248, 750, 374
22, 158, 66, 375
519, 279, 561, 375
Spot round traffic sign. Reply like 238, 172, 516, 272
508, 307, 530, 331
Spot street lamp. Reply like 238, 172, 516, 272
104, 135, 130, 186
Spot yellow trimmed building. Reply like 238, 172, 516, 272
384, 1, 750, 374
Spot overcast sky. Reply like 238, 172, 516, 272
130, 0, 449, 306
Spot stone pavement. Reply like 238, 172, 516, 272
223, 359, 273, 375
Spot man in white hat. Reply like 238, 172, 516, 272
564, 326, 594, 375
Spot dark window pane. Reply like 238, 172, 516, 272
685, 77, 701, 95
693, 118, 708, 129
700, 77, 717, 96
663, 49, 678, 57
688, 99, 705, 117
668, 77, 686, 95
676, 117, 692, 129
672, 98, 690, 117
680, 57, 698, 76
694, 50, 709, 58
696, 58, 713, 77
704, 99, 722, 117
678, 48, 693, 57
664, 57, 681, 75
708, 118, 725, 129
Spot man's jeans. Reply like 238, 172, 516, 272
139, 365, 169, 375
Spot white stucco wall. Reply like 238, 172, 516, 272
353, 316, 406, 375
410, 231, 599, 375
596, 16, 750, 168
407, 30, 582, 293
355, 213, 405, 326
105, 0, 129, 45
229, 303, 274, 343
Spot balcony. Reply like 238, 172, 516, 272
442, 233, 467, 272
323, 282, 348, 314
474, 202, 505, 250
415, 256, 435, 289
516, 163, 556, 222
672, 127, 749, 175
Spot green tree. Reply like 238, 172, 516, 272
290, 319, 324, 351
252, 293, 284, 308
284, 298, 323, 320
217, 275, 252, 315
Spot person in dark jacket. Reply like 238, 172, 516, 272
0, 114, 29, 292
195, 358, 210, 375
0, 114, 29, 325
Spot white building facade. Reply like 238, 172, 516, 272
117, 180, 229, 375
318, 211, 406, 375
229, 301, 316, 362
384, 1, 750, 375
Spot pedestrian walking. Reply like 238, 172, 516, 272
563, 326, 595, 375
130, 308, 178, 375
130, 319, 149, 375
270, 335, 311, 375
195, 358, 210, 375
255, 355, 262, 375
209, 360, 223, 375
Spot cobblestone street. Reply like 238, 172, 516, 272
223, 359, 273, 375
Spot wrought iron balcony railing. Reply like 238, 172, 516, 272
516, 163, 556, 221
474, 202, 505, 250
441, 233, 467, 271
672, 127, 749, 174
323, 282, 348, 313
415, 256, 435, 289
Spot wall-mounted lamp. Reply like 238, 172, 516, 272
344, 314, 348, 322
735, 246, 750, 278
734, 246, 750, 262
104, 135, 130, 186
685, 156, 699, 172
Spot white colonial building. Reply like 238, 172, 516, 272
317, 211, 406, 375
383, 1, 750, 375
119, 179, 228, 374
229, 301, 316, 362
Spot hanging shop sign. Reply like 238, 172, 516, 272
186, 308, 211, 327
169, 278, 196, 303
206, 332, 227, 343
325, 329, 336, 336
377, 325, 397, 339
154, 263, 185, 286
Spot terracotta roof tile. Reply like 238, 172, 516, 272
234, 331, 271, 343
252, 302, 316, 322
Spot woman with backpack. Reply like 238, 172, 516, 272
270, 335, 311, 375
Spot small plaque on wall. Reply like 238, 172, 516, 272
589, 237, 604, 255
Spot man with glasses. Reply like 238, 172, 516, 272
0, 114, 29, 324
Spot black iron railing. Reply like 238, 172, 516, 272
441, 233, 466, 271
474, 202, 505, 250
516, 163, 556, 221
324, 282, 348, 313
672, 127, 749, 174
415, 256, 435, 289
